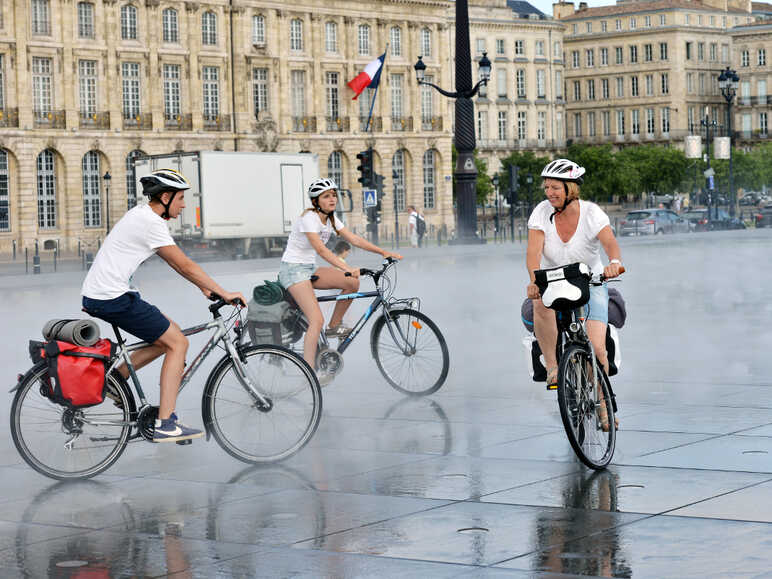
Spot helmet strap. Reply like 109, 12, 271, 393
549, 182, 575, 223
312, 198, 335, 218
154, 190, 177, 220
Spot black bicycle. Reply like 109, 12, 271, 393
11, 294, 321, 480
250, 258, 450, 396
535, 263, 623, 470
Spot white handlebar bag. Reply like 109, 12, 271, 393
534, 262, 591, 311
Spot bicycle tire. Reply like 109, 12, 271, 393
203, 345, 321, 464
370, 308, 450, 396
11, 363, 133, 480
557, 344, 616, 470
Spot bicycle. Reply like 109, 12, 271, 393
250, 257, 450, 396
10, 294, 322, 480
534, 262, 624, 470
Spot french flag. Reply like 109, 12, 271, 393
347, 53, 386, 100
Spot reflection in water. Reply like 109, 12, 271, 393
17, 480, 192, 578
533, 470, 633, 578
378, 397, 453, 456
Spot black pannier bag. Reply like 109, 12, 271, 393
40, 339, 116, 408
534, 262, 592, 311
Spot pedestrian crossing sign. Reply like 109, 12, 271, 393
363, 189, 378, 208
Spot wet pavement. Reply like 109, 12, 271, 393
1, 229, 771, 577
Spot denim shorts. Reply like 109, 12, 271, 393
585, 284, 609, 324
82, 292, 170, 344
278, 262, 315, 289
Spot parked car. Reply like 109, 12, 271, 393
619, 209, 690, 236
682, 208, 746, 232
739, 192, 764, 206
755, 205, 772, 228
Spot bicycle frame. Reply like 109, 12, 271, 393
106, 310, 270, 413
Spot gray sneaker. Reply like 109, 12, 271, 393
324, 324, 352, 339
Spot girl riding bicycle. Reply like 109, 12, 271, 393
278, 178, 401, 370
525, 159, 623, 416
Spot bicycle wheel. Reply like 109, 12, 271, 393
370, 308, 450, 396
557, 344, 616, 470
10, 363, 133, 480
203, 345, 321, 463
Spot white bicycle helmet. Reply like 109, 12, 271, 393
140, 168, 191, 198
541, 159, 585, 184
307, 177, 338, 198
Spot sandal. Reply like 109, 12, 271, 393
597, 400, 619, 432
546, 366, 558, 391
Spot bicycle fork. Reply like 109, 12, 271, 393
222, 340, 273, 412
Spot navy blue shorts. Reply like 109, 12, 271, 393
82, 292, 171, 344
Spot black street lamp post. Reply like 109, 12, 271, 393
718, 67, 739, 217
492, 174, 500, 241
103, 171, 112, 234
414, 1, 491, 244
700, 111, 718, 222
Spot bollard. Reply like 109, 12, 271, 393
12, 239, 16, 261
25, 247, 29, 274
391, 232, 395, 250
78, 240, 82, 257
85, 252, 94, 269
33, 239, 41, 274
518, 225, 523, 243
53, 248, 57, 272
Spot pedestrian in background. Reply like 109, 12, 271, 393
408, 205, 419, 248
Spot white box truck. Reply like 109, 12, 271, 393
134, 151, 319, 257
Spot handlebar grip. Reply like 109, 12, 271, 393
618, 266, 626, 275
208, 292, 222, 302
344, 272, 352, 277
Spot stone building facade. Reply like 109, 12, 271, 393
0, 0, 457, 253
730, 19, 772, 144
463, 0, 566, 174
556, 0, 754, 149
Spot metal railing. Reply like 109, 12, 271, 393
391, 116, 413, 132
359, 116, 382, 132
477, 138, 559, 150
203, 113, 232, 131
736, 95, 769, 107
123, 113, 153, 130
34, 110, 66, 129
164, 113, 193, 130
292, 116, 317, 133
0, 108, 19, 128
79, 111, 110, 130
325, 116, 350, 132
421, 116, 443, 131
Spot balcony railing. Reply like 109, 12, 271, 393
0, 108, 19, 128
79, 111, 110, 130
359, 116, 382, 132
165, 113, 193, 130
478, 138, 559, 150
203, 113, 232, 131
736, 95, 769, 106
326, 116, 350, 132
123, 113, 153, 130
391, 116, 413, 132
421, 116, 443, 131
292, 116, 317, 133
34, 110, 66, 129
736, 129, 769, 140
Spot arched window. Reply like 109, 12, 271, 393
422, 149, 436, 209
82, 151, 101, 228
0, 150, 9, 231
126, 150, 144, 209
252, 14, 265, 45
162, 8, 178, 43
121, 4, 138, 40
202, 11, 217, 45
390, 27, 402, 57
392, 150, 406, 212
37, 150, 56, 229
327, 151, 343, 189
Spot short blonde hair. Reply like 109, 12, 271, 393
565, 181, 581, 202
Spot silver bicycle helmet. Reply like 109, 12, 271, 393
307, 177, 338, 199
140, 168, 191, 198
541, 159, 585, 184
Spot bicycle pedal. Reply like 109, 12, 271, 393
175, 439, 193, 446
546, 384, 558, 391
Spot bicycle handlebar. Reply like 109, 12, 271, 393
596, 266, 626, 285
343, 257, 398, 280
207, 293, 245, 316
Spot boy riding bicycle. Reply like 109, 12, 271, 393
80, 169, 246, 443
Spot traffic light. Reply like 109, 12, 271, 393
356, 149, 374, 188
373, 173, 385, 210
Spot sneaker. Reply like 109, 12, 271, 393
316, 371, 334, 387
153, 413, 204, 443
324, 324, 352, 339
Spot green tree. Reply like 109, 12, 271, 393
497, 151, 551, 207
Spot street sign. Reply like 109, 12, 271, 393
703, 167, 715, 178
363, 189, 378, 208
707, 175, 715, 190
714, 136, 731, 160
685, 135, 702, 159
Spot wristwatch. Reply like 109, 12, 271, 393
609, 259, 622, 265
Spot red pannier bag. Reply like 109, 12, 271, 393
42, 339, 116, 408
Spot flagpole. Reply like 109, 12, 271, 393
365, 43, 388, 134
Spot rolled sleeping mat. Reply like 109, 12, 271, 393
42, 318, 101, 347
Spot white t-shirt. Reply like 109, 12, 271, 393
527, 199, 610, 275
281, 211, 345, 264
81, 204, 176, 300
408, 211, 417, 228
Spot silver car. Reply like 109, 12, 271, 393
619, 209, 690, 236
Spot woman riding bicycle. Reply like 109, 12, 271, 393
525, 159, 624, 397
279, 178, 401, 371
